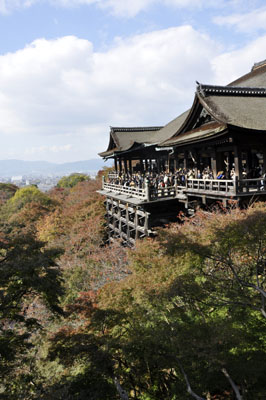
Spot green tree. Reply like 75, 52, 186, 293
0, 186, 55, 225
57, 173, 90, 189
0, 230, 63, 398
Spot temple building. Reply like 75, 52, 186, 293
99, 60, 266, 246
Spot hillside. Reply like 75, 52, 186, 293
0, 175, 265, 399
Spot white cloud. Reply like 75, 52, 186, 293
1, 26, 266, 162
211, 34, 266, 85
213, 6, 266, 33
0, 27, 220, 161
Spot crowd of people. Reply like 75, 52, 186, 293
106, 164, 266, 191
106, 166, 239, 190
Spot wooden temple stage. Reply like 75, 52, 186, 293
98, 60, 266, 246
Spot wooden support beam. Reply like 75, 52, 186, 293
145, 159, 148, 171
211, 150, 217, 177
184, 151, 188, 169
174, 157, 177, 172
123, 159, 128, 174
119, 158, 122, 174
126, 203, 130, 241
262, 149, 266, 175
135, 207, 139, 240
234, 146, 242, 179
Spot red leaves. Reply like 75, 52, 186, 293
66, 290, 99, 319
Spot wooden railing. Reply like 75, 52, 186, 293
238, 177, 266, 193
186, 178, 236, 194
102, 175, 266, 202
102, 181, 147, 200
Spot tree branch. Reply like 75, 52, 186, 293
176, 359, 206, 400
114, 377, 129, 400
221, 368, 242, 400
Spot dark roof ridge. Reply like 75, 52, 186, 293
110, 126, 162, 132
196, 82, 266, 97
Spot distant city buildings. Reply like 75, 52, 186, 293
0, 170, 99, 191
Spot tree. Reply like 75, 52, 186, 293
0, 186, 55, 226
0, 229, 63, 398
43, 205, 266, 399
0, 183, 18, 205
56, 173, 90, 189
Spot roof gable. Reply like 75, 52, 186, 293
197, 83, 266, 131
99, 126, 162, 158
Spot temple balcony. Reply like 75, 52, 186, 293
100, 174, 266, 205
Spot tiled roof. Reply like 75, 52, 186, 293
99, 126, 163, 158
197, 85, 266, 131
160, 122, 226, 147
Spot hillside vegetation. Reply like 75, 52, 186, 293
0, 174, 265, 399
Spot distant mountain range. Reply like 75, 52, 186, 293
0, 159, 113, 177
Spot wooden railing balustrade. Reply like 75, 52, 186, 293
187, 178, 236, 194
102, 175, 266, 201
102, 180, 147, 200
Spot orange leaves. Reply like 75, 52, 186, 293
66, 290, 99, 319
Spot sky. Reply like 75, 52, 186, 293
1, 0, 266, 163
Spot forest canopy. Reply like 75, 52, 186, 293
0, 175, 265, 399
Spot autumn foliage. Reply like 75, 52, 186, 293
0, 176, 265, 399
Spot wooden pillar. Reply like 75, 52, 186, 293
167, 153, 170, 173
246, 149, 252, 174
114, 157, 118, 174
140, 159, 144, 173
119, 158, 122, 174
129, 159, 132, 174
184, 151, 188, 169
157, 157, 161, 173
145, 159, 148, 172
126, 203, 130, 241
262, 149, 266, 174
174, 157, 177, 172
211, 149, 217, 177
135, 207, 139, 240
123, 159, 128, 174
145, 178, 150, 201
234, 146, 242, 179
118, 201, 122, 239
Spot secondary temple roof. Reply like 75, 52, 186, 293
99, 61, 266, 158
99, 126, 163, 158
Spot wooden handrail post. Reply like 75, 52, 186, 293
233, 175, 238, 194
145, 178, 150, 201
